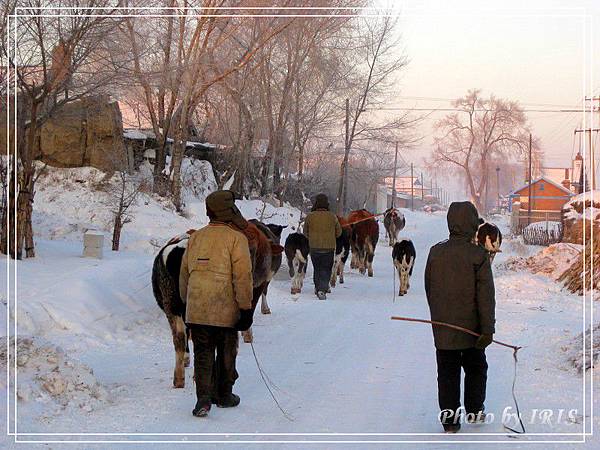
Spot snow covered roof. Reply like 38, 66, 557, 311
511, 176, 573, 196
123, 129, 148, 140
567, 190, 600, 205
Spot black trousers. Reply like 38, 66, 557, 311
436, 348, 488, 424
190, 324, 239, 403
310, 250, 334, 293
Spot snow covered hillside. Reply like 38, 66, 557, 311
1, 178, 598, 447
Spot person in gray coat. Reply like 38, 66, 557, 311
424, 201, 496, 433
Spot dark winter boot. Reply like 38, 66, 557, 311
192, 400, 211, 417
466, 410, 487, 424
216, 393, 240, 408
443, 423, 461, 433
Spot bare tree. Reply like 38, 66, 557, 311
105, 170, 145, 251
334, 13, 409, 214
1, 0, 121, 258
123, 3, 293, 210
430, 89, 535, 212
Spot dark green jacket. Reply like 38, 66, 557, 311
304, 209, 342, 252
424, 202, 496, 350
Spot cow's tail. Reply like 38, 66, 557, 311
295, 249, 306, 263
366, 235, 374, 256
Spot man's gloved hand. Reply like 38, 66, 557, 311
235, 309, 254, 331
475, 333, 493, 350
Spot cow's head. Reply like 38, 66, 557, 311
395, 255, 414, 296
240, 222, 284, 283
265, 224, 288, 243
476, 222, 502, 263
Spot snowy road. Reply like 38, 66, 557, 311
2, 210, 598, 448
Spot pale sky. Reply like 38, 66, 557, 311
382, 0, 600, 174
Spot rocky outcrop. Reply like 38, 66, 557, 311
1, 96, 126, 173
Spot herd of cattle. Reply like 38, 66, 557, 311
151, 206, 501, 388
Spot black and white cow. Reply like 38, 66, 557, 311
284, 232, 310, 295
392, 239, 416, 296
476, 219, 502, 262
152, 221, 284, 387
383, 207, 406, 246
330, 218, 350, 287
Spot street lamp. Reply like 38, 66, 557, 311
496, 166, 501, 210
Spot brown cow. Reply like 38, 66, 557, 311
347, 209, 379, 277
151, 221, 283, 388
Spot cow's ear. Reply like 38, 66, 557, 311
271, 243, 284, 255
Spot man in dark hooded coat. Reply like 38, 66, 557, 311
424, 201, 496, 433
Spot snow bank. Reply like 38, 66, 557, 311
560, 324, 600, 373
1, 337, 108, 419
34, 165, 202, 253
499, 242, 582, 280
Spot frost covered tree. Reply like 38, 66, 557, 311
431, 89, 538, 212
0, 0, 122, 258
105, 170, 145, 252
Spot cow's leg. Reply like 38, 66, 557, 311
359, 256, 366, 275
338, 258, 345, 284
184, 326, 191, 367
330, 256, 339, 287
350, 247, 358, 269
167, 314, 187, 388
298, 262, 306, 292
261, 283, 271, 314
242, 328, 253, 343
291, 256, 300, 294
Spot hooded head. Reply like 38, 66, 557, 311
312, 193, 330, 211
446, 201, 480, 240
205, 190, 248, 230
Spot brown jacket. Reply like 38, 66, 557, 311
179, 223, 253, 328
304, 209, 342, 251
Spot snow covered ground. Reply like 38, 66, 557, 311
1, 188, 599, 447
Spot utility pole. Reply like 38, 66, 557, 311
410, 163, 414, 211
391, 141, 398, 208
584, 96, 600, 190
342, 98, 350, 212
420, 172, 424, 201
527, 133, 532, 225
574, 127, 600, 191
336, 99, 351, 214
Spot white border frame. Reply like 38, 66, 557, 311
4, 4, 595, 445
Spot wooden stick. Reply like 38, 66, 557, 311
390, 316, 521, 351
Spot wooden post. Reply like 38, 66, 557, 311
528, 133, 532, 225
391, 141, 398, 208
410, 163, 414, 211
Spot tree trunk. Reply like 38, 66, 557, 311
112, 215, 122, 251
170, 129, 187, 212
153, 136, 169, 196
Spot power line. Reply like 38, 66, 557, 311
364, 107, 585, 113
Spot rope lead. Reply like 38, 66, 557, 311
250, 341, 294, 422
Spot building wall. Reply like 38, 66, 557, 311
513, 180, 571, 212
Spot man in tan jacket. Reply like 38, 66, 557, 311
303, 193, 342, 300
179, 190, 254, 418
